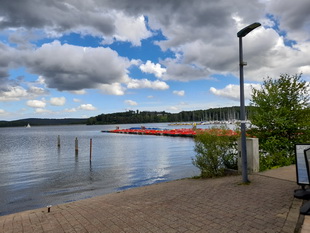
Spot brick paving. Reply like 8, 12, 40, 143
0, 165, 303, 233
302, 216, 310, 233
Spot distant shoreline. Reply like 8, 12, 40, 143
0, 118, 87, 128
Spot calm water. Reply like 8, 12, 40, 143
0, 123, 200, 216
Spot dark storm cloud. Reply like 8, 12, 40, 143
0, 0, 115, 35
0, 42, 17, 80
101, 0, 268, 80
0, 69, 8, 79
0, 0, 309, 85
268, 0, 310, 41
0, 0, 265, 63
22, 41, 130, 91
103, 0, 264, 46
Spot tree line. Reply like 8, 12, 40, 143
0, 118, 87, 127
87, 106, 255, 125
0, 106, 256, 127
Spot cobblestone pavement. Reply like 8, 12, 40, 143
0, 166, 302, 233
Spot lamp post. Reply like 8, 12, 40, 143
237, 22, 261, 183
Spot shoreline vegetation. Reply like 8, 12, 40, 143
0, 106, 254, 127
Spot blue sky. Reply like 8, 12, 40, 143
0, 0, 309, 120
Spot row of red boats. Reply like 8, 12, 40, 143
102, 128, 239, 137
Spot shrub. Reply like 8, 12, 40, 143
192, 127, 239, 178
250, 73, 310, 170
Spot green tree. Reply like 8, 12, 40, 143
193, 127, 239, 178
250, 74, 310, 168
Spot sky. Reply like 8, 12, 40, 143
0, 0, 310, 121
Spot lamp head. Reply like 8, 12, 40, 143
237, 22, 261, 38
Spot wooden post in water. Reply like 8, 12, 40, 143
90, 138, 92, 161
75, 137, 78, 153
57, 135, 60, 147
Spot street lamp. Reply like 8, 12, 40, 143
237, 22, 261, 183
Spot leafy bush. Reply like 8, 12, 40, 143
249, 74, 310, 170
192, 127, 239, 178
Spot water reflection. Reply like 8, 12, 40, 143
0, 124, 199, 215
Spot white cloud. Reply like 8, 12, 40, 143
124, 100, 138, 106
50, 97, 66, 106
26, 99, 46, 108
109, 14, 152, 46
78, 104, 96, 111
210, 84, 261, 101
0, 109, 6, 115
1, 1, 309, 86
161, 58, 212, 81
73, 98, 81, 102
0, 2, 153, 47
139, 60, 166, 78
130, 59, 141, 66
0, 84, 48, 102
65, 104, 96, 112
36, 76, 46, 85
0, 86, 28, 101
1, 0, 310, 121
127, 79, 169, 90
28, 86, 47, 95
23, 41, 131, 91
65, 108, 77, 112
99, 83, 125, 95
173, 90, 185, 96
0, 0, 310, 86
267, 0, 310, 42
70, 90, 87, 95
167, 106, 180, 112
35, 108, 52, 114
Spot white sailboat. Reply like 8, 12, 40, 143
26, 123, 31, 128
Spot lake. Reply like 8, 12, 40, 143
0, 123, 201, 216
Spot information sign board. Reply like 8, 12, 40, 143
295, 144, 310, 185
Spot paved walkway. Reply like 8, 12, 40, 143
0, 165, 305, 232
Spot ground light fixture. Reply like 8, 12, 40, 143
237, 22, 261, 183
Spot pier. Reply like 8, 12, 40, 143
102, 127, 239, 137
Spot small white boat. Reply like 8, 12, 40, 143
26, 123, 31, 128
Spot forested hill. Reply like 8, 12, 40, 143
0, 118, 87, 127
0, 106, 255, 127
87, 106, 255, 125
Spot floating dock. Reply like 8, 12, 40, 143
101, 128, 238, 137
